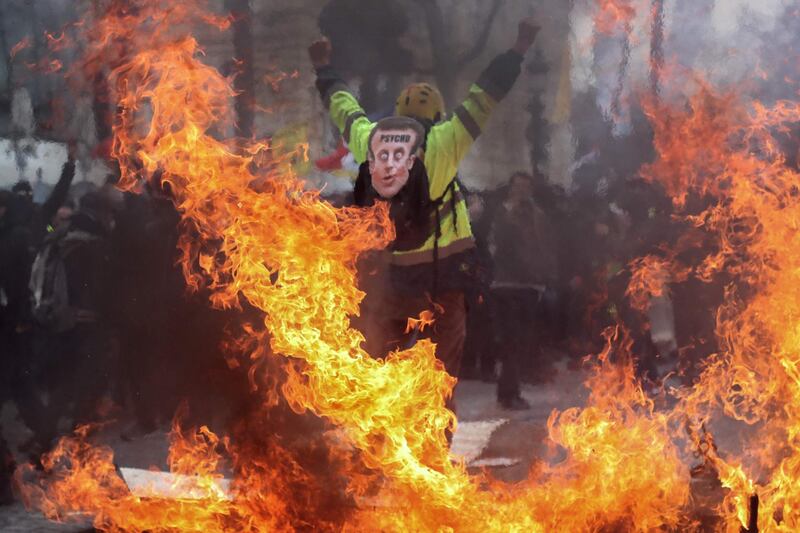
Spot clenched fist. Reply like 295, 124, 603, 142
308, 38, 332, 69
512, 18, 540, 56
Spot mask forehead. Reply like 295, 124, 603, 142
370, 128, 417, 158
368, 127, 418, 199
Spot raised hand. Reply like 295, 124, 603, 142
67, 140, 79, 161
308, 37, 332, 69
512, 18, 540, 56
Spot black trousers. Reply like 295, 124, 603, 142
362, 288, 466, 424
0, 431, 12, 503
491, 287, 541, 401
27, 325, 117, 448
463, 289, 496, 379
1, 328, 52, 451
363, 290, 466, 378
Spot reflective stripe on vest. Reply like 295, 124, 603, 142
389, 236, 475, 266
389, 184, 474, 266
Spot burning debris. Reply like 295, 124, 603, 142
0, 0, 797, 531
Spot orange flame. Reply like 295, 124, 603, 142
263, 69, 300, 93
10, 37, 31, 59
16, 424, 234, 532
626, 254, 690, 313
25, 58, 64, 74
18, 1, 800, 531
643, 80, 800, 530
594, 0, 638, 35
21, 2, 692, 528
406, 309, 436, 335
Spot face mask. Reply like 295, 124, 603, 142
368, 129, 418, 199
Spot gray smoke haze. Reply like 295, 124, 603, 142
0, 0, 116, 187
562, 0, 798, 190
0, 1, 796, 189
573, 0, 797, 121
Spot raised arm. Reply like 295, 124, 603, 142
41, 143, 77, 225
425, 19, 540, 196
309, 38, 375, 164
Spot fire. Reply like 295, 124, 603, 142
521, 328, 690, 531
16, 424, 234, 532
15, 0, 800, 531
627, 255, 673, 313
10, 37, 31, 59
626, 253, 692, 316
642, 78, 800, 531
45, 31, 69, 52
406, 309, 436, 335
263, 69, 300, 93
593, 0, 638, 35
25, 58, 64, 75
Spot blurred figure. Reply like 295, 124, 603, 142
461, 188, 496, 381
50, 203, 75, 232
530, 170, 570, 349
606, 177, 674, 384
3, 154, 77, 450
560, 175, 627, 359
27, 191, 117, 452
670, 190, 723, 384
0, 434, 12, 506
111, 186, 184, 435
489, 172, 559, 410
0, 190, 27, 326
0, 190, 20, 506
11, 180, 33, 203
1, 188, 50, 462
111, 180, 251, 437
10, 150, 76, 249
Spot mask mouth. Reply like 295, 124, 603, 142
374, 174, 403, 198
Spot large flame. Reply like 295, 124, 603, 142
16, 1, 800, 531
642, 84, 800, 531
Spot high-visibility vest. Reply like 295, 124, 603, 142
316, 49, 524, 290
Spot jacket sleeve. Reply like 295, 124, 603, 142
314, 66, 375, 165
425, 50, 524, 197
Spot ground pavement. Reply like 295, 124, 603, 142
1, 358, 739, 531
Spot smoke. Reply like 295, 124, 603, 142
574, 0, 797, 109
0, 1, 124, 187
565, 0, 798, 190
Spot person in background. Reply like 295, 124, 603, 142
1, 188, 51, 463
4, 149, 78, 450
0, 190, 26, 327
0, 434, 12, 506
531, 170, 570, 348
10, 144, 77, 249
489, 172, 559, 410
27, 191, 117, 453
462, 188, 497, 381
560, 175, 622, 358
606, 177, 674, 385
0, 190, 20, 505
50, 202, 75, 232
